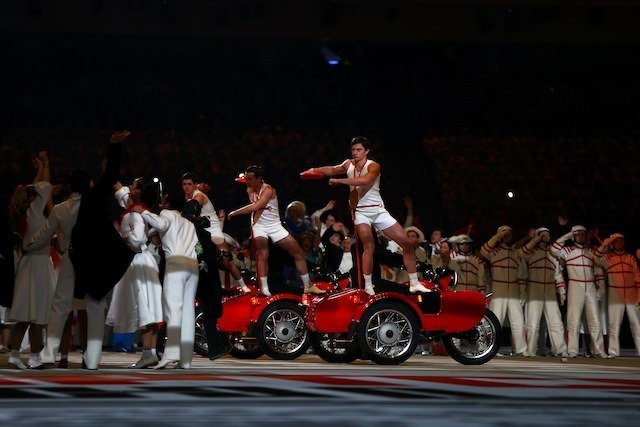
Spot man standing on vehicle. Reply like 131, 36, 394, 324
303, 136, 429, 296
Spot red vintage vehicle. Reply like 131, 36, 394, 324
304, 265, 502, 365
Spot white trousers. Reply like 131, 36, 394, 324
162, 257, 199, 368
566, 282, 604, 356
84, 295, 108, 369
40, 254, 75, 364
489, 282, 527, 354
525, 284, 566, 356
607, 287, 640, 356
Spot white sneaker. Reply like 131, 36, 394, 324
409, 282, 431, 293
130, 354, 159, 369
364, 285, 375, 296
240, 285, 251, 294
260, 284, 271, 297
8, 356, 27, 370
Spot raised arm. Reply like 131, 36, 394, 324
302, 160, 349, 177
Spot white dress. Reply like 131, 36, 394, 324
106, 210, 163, 333
10, 182, 56, 324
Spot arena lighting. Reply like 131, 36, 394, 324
321, 45, 342, 66
507, 191, 515, 199
153, 177, 159, 183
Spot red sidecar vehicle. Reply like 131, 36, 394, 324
305, 267, 502, 365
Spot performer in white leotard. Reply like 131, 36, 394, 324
182, 173, 249, 293
303, 136, 429, 295
228, 165, 324, 296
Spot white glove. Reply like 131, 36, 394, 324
559, 293, 566, 306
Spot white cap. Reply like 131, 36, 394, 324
610, 232, 625, 240
571, 225, 587, 234
497, 225, 512, 234
536, 227, 550, 235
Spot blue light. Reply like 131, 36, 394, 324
328, 60, 339, 65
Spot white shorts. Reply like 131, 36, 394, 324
354, 207, 397, 231
252, 221, 290, 243
206, 220, 226, 246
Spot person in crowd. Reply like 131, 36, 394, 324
182, 173, 249, 293
228, 165, 325, 296
7, 151, 56, 369
134, 192, 199, 369
596, 233, 640, 357
311, 200, 337, 239
518, 227, 568, 357
481, 225, 529, 356
550, 225, 607, 358
70, 131, 136, 370
23, 167, 88, 368
447, 234, 487, 295
107, 179, 164, 368
302, 136, 429, 295
182, 199, 232, 360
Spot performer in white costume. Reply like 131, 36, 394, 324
550, 225, 607, 358
303, 136, 429, 295
109, 178, 163, 368
228, 165, 324, 296
182, 173, 249, 293
481, 225, 528, 356
134, 192, 199, 369
518, 227, 568, 357
447, 234, 487, 295
596, 233, 640, 357
8, 152, 56, 369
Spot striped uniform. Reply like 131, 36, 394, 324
448, 251, 487, 295
518, 245, 567, 356
600, 251, 640, 356
550, 238, 606, 357
481, 241, 527, 355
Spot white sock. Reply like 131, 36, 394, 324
409, 272, 419, 286
236, 277, 247, 288
364, 274, 373, 288
301, 273, 311, 288
260, 276, 268, 288
151, 348, 157, 357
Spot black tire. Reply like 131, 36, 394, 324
228, 332, 264, 359
156, 306, 208, 357
356, 301, 420, 365
442, 308, 502, 365
256, 300, 310, 360
310, 332, 361, 363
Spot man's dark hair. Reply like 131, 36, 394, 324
68, 169, 90, 194
181, 172, 198, 183
245, 165, 263, 178
164, 192, 186, 212
351, 136, 370, 150
320, 210, 335, 223
140, 182, 160, 210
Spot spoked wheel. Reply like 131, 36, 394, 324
310, 332, 361, 363
356, 301, 419, 365
227, 332, 264, 359
193, 306, 208, 356
442, 308, 502, 365
157, 306, 208, 357
256, 301, 310, 360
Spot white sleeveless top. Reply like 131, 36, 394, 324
191, 189, 221, 230
346, 159, 384, 210
250, 183, 280, 226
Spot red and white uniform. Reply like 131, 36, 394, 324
481, 241, 527, 355
448, 251, 487, 295
518, 245, 567, 356
550, 235, 606, 357
600, 251, 640, 356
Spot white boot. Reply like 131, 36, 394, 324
409, 282, 431, 293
